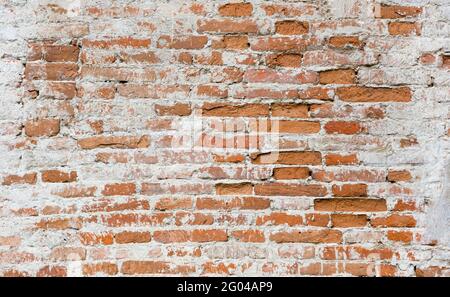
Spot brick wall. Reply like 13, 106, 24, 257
0, 0, 449, 276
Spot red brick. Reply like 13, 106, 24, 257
252, 151, 322, 165
218, 3, 253, 17
332, 184, 368, 197
157, 35, 208, 49
25, 119, 60, 137
82, 37, 151, 48
78, 135, 150, 149
2, 173, 37, 186
272, 104, 309, 118
197, 19, 258, 33
202, 103, 269, 117
155, 103, 192, 116
387, 230, 413, 243
216, 183, 253, 195
153, 230, 190, 243
254, 183, 327, 197
256, 212, 302, 226
337, 87, 411, 102
266, 53, 302, 68
214, 35, 249, 50
115, 231, 151, 244
79, 232, 114, 246
196, 197, 270, 210
197, 85, 228, 98
314, 199, 387, 212
331, 214, 367, 228
41, 170, 77, 183
325, 154, 358, 166
275, 21, 309, 35
36, 265, 67, 277
377, 4, 422, 19
121, 261, 170, 275
102, 183, 136, 196
251, 37, 315, 52
370, 214, 416, 228
273, 167, 310, 180
329, 36, 362, 49
191, 229, 228, 242
24, 63, 78, 81
278, 120, 321, 134
270, 230, 342, 243
325, 121, 362, 135
83, 262, 118, 276
387, 170, 412, 182
388, 22, 421, 36
231, 230, 264, 243
319, 69, 356, 84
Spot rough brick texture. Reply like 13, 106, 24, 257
0, 0, 449, 277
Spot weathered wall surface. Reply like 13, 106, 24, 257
0, 0, 449, 276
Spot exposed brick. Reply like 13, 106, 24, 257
24, 119, 60, 137
252, 151, 322, 165
214, 35, 249, 50
36, 266, 67, 277
337, 87, 412, 102
319, 69, 356, 84
115, 231, 151, 244
329, 36, 362, 49
387, 230, 413, 243
388, 22, 421, 36
331, 214, 367, 228
1, 0, 446, 278
121, 261, 171, 275
314, 199, 387, 212
218, 3, 253, 17
83, 262, 118, 276
325, 154, 358, 166
44, 45, 80, 62
202, 103, 269, 117
78, 135, 150, 149
270, 230, 342, 243
251, 37, 315, 52
370, 214, 416, 228
153, 230, 190, 243
41, 170, 77, 183
272, 104, 309, 117
102, 183, 136, 196
278, 120, 320, 134
266, 53, 302, 68
24, 63, 78, 81
2, 173, 37, 186
196, 197, 270, 210
191, 229, 228, 242
273, 167, 310, 180
215, 183, 253, 195
332, 183, 368, 197
79, 232, 114, 246
254, 183, 327, 197
157, 35, 208, 49
197, 85, 228, 98
231, 230, 264, 242
82, 37, 151, 48
256, 212, 302, 226
197, 19, 258, 33
275, 21, 309, 35
377, 4, 422, 19
155, 103, 192, 116
324, 121, 362, 135
387, 170, 412, 182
